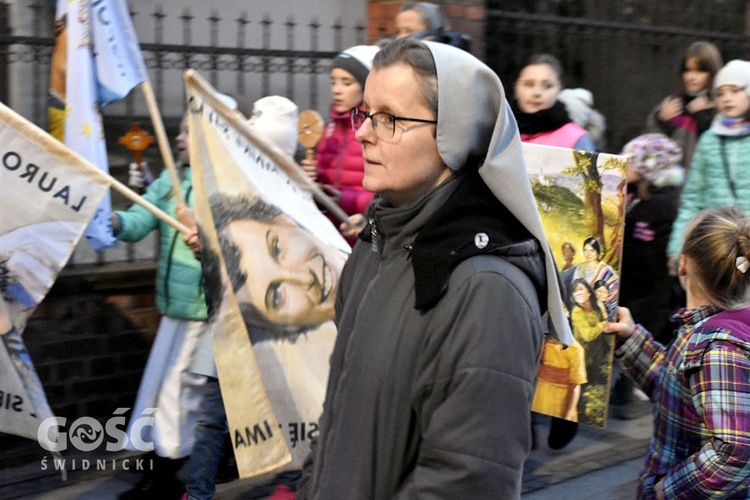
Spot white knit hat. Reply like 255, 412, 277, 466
714, 59, 750, 95
331, 45, 381, 88
246, 96, 299, 157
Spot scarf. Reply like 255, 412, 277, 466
513, 100, 572, 135
710, 116, 750, 137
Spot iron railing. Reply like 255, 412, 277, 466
0, 1, 365, 266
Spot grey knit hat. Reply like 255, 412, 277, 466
331, 45, 381, 88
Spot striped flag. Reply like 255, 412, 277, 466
49, 0, 147, 251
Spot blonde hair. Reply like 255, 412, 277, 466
682, 207, 750, 309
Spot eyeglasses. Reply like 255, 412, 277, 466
350, 108, 437, 141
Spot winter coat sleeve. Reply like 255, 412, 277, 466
663, 341, 750, 498
615, 324, 667, 399
115, 170, 173, 243
644, 101, 672, 136
394, 256, 543, 499
667, 134, 709, 257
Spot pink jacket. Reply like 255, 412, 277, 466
316, 107, 374, 216
520, 122, 589, 149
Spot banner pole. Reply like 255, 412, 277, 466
184, 70, 355, 228
109, 177, 190, 234
0, 100, 189, 234
140, 80, 186, 206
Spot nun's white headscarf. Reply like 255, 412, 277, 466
424, 41, 574, 346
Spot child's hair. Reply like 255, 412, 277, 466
582, 236, 602, 257
593, 279, 608, 292
681, 206, 750, 309
680, 41, 723, 95
518, 54, 563, 84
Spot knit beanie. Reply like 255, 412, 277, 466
713, 59, 750, 95
246, 96, 299, 157
621, 133, 684, 188
331, 45, 381, 88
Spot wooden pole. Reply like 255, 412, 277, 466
0, 101, 189, 235
109, 176, 190, 234
184, 69, 355, 228
140, 80, 186, 205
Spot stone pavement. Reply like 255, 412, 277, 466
0, 409, 653, 499
522, 411, 652, 497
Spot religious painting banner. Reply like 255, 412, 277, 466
525, 143, 627, 429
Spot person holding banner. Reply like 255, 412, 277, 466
605, 206, 750, 499
181, 95, 306, 500
298, 38, 573, 498
115, 113, 216, 500
300, 45, 379, 239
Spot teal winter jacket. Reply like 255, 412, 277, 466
114, 166, 207, 321
667, 130, 750, 257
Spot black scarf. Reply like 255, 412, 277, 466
410, 170, 539, 311
514, 100, 572, 135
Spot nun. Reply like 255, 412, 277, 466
298, 38, 573, 499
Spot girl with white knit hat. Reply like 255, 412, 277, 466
667, 59, 750, 275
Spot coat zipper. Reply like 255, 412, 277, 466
369, 217, 379, 253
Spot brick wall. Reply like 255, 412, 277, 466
0, 262, 160, 466
21, 262, 159, 422
367, 0, 486, 59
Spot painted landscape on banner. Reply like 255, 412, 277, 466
525, 143, 628, 428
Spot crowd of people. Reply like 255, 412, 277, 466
11, 2, 747, 498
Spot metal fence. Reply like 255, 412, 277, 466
485, 0, 750, 153
0, 1, 365, 265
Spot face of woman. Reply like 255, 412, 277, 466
224, 216, 346, 326
514, 63, 561, 114
682, 57, 711, 95
716, 85, 750, 119
573, 284, 590, 306
394, 9, 428, 39
175, 115, 189, 165
356, 63, 450, 207
330, 68, 364, 114
583, 243, 600, 263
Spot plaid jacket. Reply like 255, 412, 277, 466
617, 305, 750, 499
